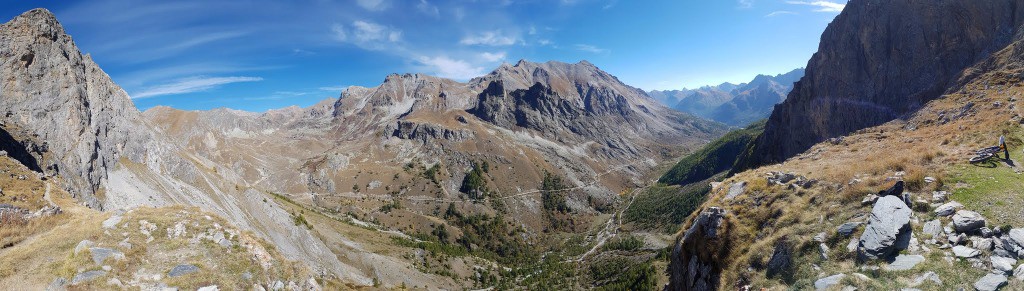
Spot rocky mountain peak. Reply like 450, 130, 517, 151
6, 8, 63, 37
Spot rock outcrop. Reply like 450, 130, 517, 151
668, 207, 727, 291
734, 0, 1024, 172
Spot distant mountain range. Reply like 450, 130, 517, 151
648, 68, 804, 126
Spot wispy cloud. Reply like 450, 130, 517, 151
574, 44, 608, 54
132, 76, 263, 99
332, 20, 403, 50
319, 86, 349, 92
738, 0, 754, 8
786, 1, 845, 12
417, 0, 440, 18
415, 56, 485, 80
460, 31, 518, 46
479, 52, 507, 62
356, 0, 389, 11
765, 11, 797, 17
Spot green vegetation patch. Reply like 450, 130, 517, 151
624, 183, 711, 233
659, 120, 765, 186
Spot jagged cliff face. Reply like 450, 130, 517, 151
736, 0, 1024, 171
0, 9, 156, 207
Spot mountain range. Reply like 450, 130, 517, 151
0, 8, 724, 289
648, 68, 804, 126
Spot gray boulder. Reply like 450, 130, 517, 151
934, 201, 964, 217
858, 196, 912, 260
89, 247, 123, 265
885, 254, 925, 271
1008, 229, 1024, 247
992, 256, 1017, 274
952, 210, 986, 233
974, 273, 1007, 291
953, 245, 981, 258
814, 274, 846, 290
725, 181, 746, 200
923, 220, 942, 238
1014, 264, 1024, 278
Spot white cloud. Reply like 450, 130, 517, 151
415, 56, 486, 80
765, 11, 797, 17
357, 0, 389, 11
460, 31, 518, 46
603, 0, 617, 9
786, 1, 845, 12
331, 24, 347, 42
417, 0, 440, 18
353, 20, 401, 43
738, 0, 754, 8
528, 26, 537, 35
479, 52, 506, 62
538, 39, 553, 46
132, 76, 263, 99
574, 44, 608, 54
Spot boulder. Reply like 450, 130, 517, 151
1014, 264, 1024, 279
934, 201, 964, 217
953, 245, 981, 258
975, 238, 995, 252
89, 247, 124, 265
814, 274, 846, 290
952, 210, 986, 233
992, 256, 1017, 274
858, 196, 912, 260
766, 238, 793, 279
885, 254, 925, 271
973, 274, 1007, 291
1009, 229, 1024, 247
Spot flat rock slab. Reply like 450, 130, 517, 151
934, 201, 963, 217
974, 273, 1007, 291
725, 181, 746, 200
71, 270, 106, 285
922, 220, 942, 238
953, 245, 981, 258
89, 247, 123, 265
837, 222, 862, 237
912, 271, 941, 286
952, 210, 986, 233
73, 240, 93, 255
991, 256, 1016, 273
168, 264, 199, 277
885, 254, 925, 271
101, 215, 122, 229
814, 274, 846, 290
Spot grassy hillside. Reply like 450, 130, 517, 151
658, 120, 766, 186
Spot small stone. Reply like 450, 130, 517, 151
847, 237, 859, 253
952, 210, 986, 233
975, 238, 994, 251
953, 245, 981, 258
885, 254, 925, 271
1008, 229, 1024, 247
973, 273, 1007, 291
931, 191, 948, 202
934, 201, 964, 217
924, 177, 936, 183
993, 256, 1017, 274
198, 286, 219, 291
70, 270, 106, 285
168, 264, 199, 277
1013, 264, 1024, 279
911, 271, 942, 286
101, 265, 111, 271
117, 239, 132, 250
862, 194, 879, 206
814, 274, 846, 290
46, 277, 67, 291
981, 227, 995, 238
814, 232, 827, 242
819, 243, 831, 260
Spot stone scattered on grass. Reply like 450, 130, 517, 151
814, 274, 846, 290
70, 270, 106, 285
168, 264, 199, 277
953, 245, 981, 258
885, 254, 925, 271
973, 273, 1008, 291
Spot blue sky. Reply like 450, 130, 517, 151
2, 0, 846, 112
